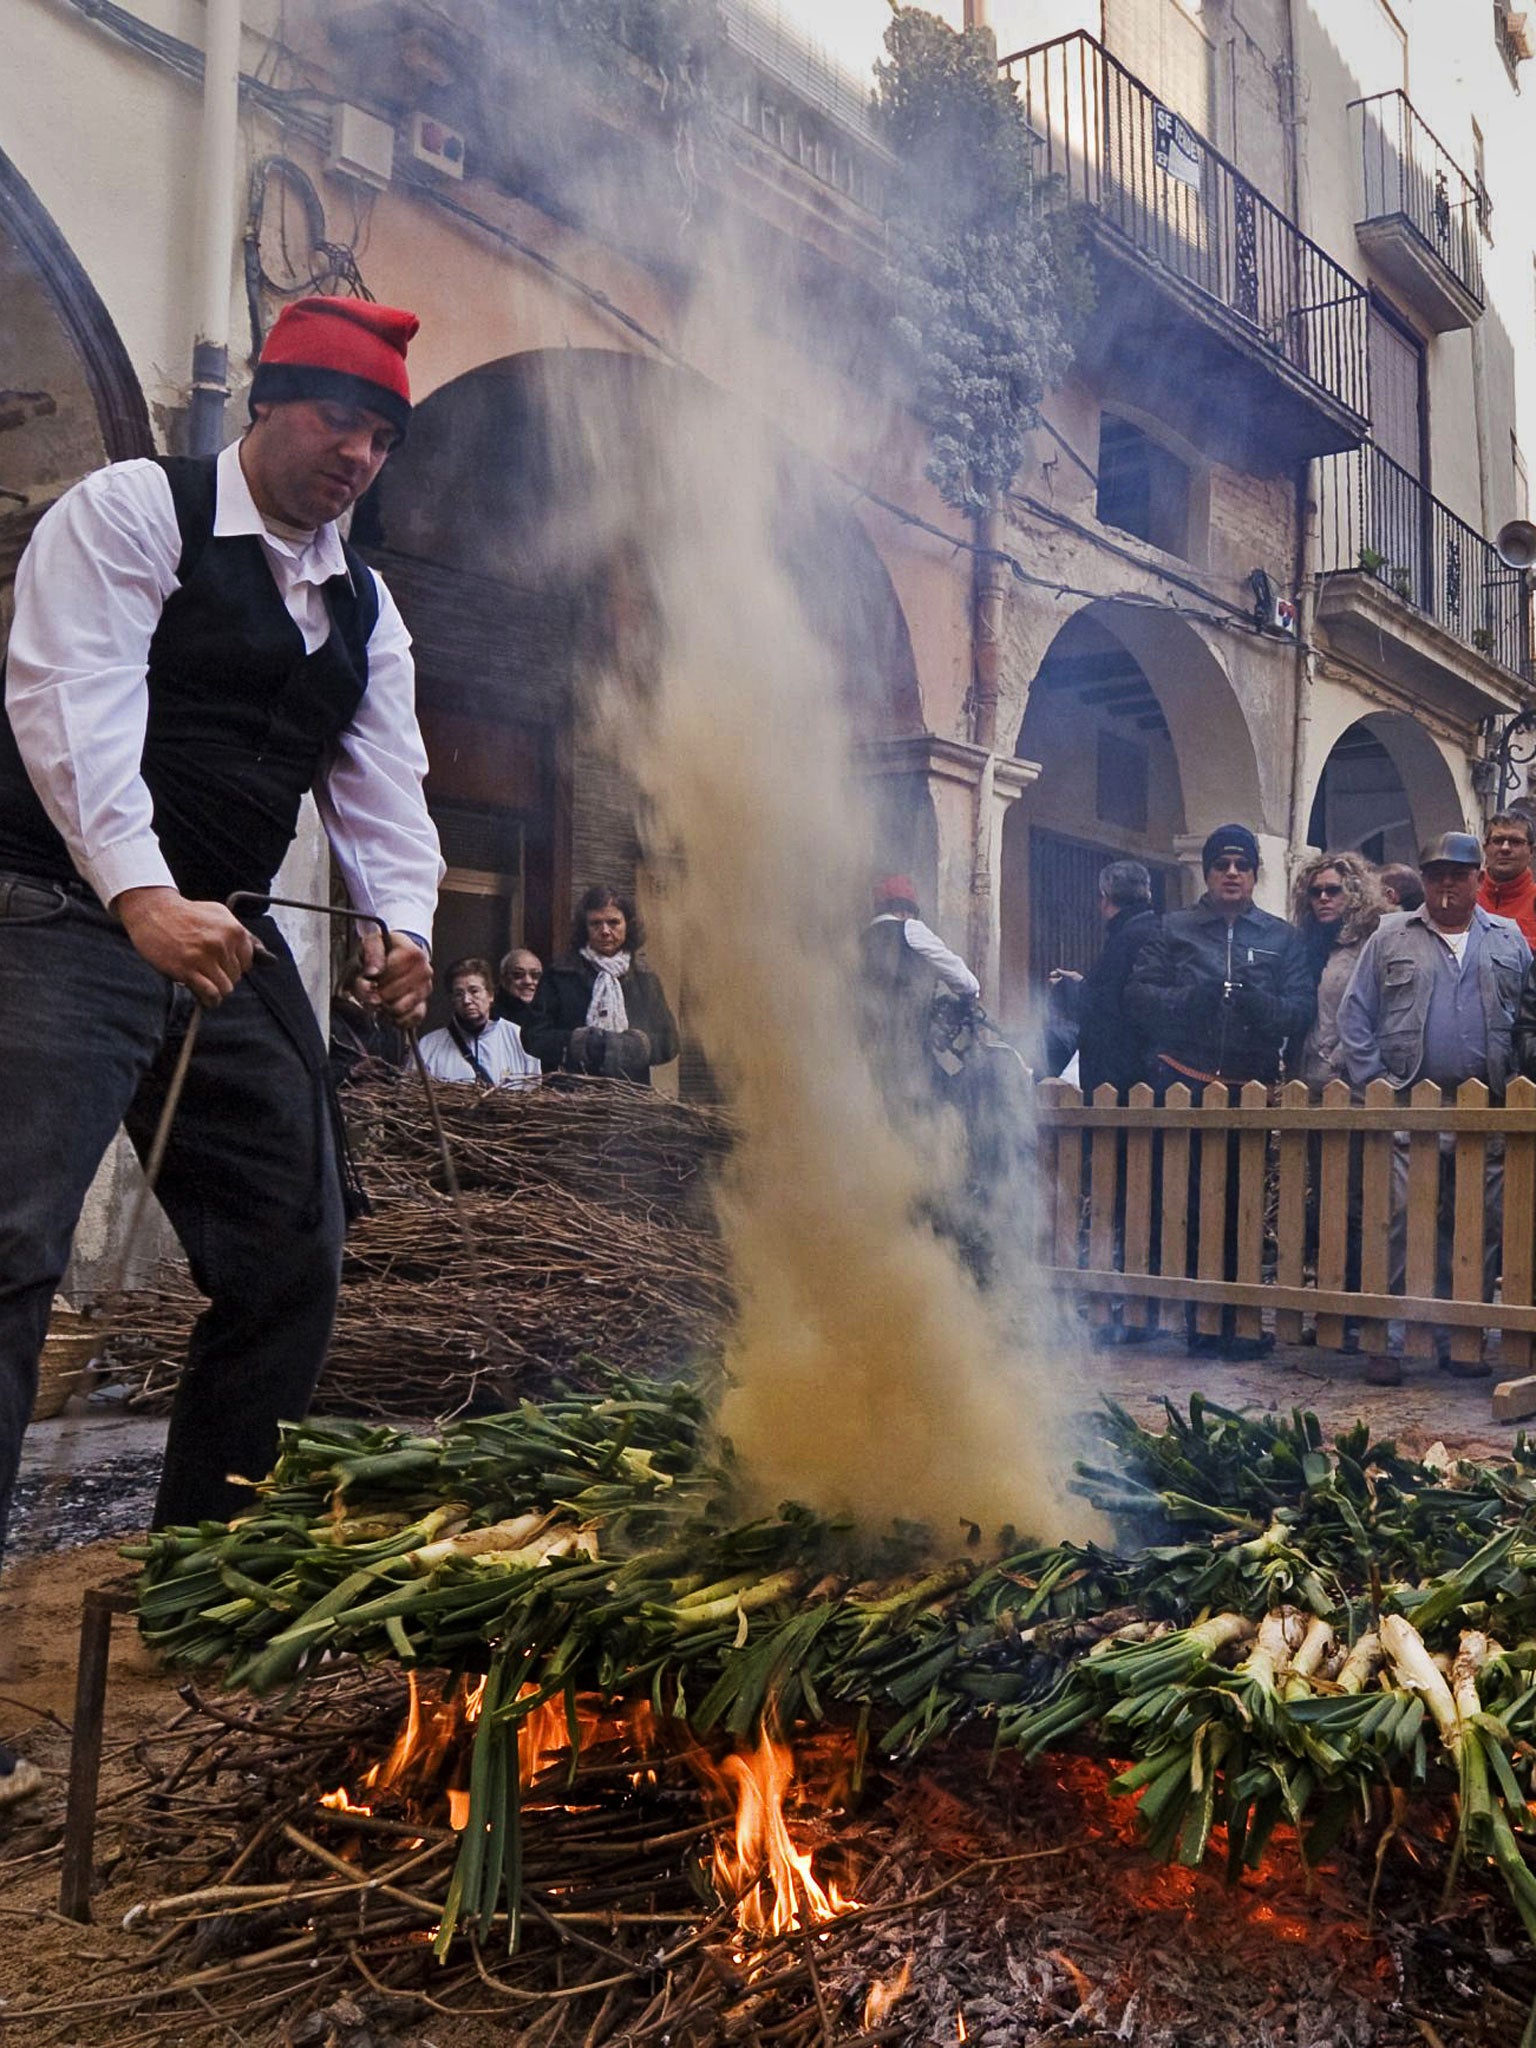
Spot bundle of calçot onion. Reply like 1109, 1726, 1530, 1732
128, 1386, 1536, 1964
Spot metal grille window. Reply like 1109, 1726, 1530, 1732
1028, 829, 1171, 987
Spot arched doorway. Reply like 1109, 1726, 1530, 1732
998, 603, 1262, 1029
359, 347, 925, 1044
1308, 713, 1467, 863
0, 148, 151, 622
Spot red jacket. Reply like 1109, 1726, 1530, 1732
1479, 869, 1536, 946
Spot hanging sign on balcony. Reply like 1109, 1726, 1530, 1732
1153, 104, 1203, 190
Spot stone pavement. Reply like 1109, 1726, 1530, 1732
1075, 1325, 1515, 1460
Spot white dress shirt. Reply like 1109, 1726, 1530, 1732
867, 913, 981, 999
5, 441, 444, 936
417, 1018, 540, 1087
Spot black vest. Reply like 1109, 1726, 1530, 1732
0, 454, 378, 902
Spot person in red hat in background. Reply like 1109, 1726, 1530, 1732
859, 876, 980, 1119
0, 297, 444, 1804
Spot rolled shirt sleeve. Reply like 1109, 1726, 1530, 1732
5, 461, 182, 907
902, 917, 981, 999
8, 462, 443, 938
314, 574, 445, 942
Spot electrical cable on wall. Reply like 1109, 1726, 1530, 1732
244, 156, 373, 366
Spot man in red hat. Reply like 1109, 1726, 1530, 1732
859, 877, 980, 1117
0, 297, 442, 1801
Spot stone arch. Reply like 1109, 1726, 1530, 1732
997, 599, 1265, 1026
0, 146, 151, 468
358, 345, 925, 1021
1307, 710, 1469, 864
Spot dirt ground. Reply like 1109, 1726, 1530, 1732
0, 1345, 1526, 2046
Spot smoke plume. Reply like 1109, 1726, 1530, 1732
541, 260, 1094, 1549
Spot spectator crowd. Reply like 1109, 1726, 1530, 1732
1049, 813, 1536, 1383
329, 880, 680, 1094
326, 822, 1536, 1385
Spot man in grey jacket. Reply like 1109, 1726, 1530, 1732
1338, 831, 1530, 1381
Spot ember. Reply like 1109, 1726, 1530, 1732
10, 1667, 1532, 2046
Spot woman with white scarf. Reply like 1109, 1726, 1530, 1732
523, 885, 679, 1086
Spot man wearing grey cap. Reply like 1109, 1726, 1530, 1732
1339, 831, 1531, 1381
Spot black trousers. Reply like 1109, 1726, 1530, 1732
0, 876, 344, 1558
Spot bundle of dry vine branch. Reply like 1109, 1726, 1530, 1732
7, 1663, 1490, 2048
102, 1077, 736, 1417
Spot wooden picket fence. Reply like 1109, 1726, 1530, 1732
1034, 1076, 1536, 1368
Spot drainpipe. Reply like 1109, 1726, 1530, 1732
963, 0, 996, 66
1289, 464, 1319, 859
1281, 2, 1316, 870
187, 0, 242, 457
968, 496, 1008, 984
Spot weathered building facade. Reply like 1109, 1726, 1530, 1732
2, 0, 1533, 1080
990, 0, 1536, 1021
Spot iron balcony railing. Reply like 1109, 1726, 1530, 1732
1317, 443, 1531, 677
1350, 91, 1484, 308
717, 0, 890, 209
1000, 32, 1369, 427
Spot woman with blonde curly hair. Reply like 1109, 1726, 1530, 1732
1290, 850, 1387, 1090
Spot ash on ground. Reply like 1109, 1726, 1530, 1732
6, 1448, 159, 1562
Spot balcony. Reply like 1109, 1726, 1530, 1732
1001, 32, 1368, 475
1317, 444, 1532, 711
1350, 92, 1484, 332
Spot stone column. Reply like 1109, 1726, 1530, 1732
859, 735, 1040, 1006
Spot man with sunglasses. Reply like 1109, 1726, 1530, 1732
1479, 812, 1536, 945
1126, 824, 1314, 1098
1126, 825, 1315, 1360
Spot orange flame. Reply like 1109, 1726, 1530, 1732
319, 1785, 372, 1816
320, 1677, 655, 1831
699, 1724, 850, 1937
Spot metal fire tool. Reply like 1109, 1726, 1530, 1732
224, 893, 493, 1345
103, 891, 499, 1372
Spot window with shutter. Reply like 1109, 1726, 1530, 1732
1368, 301, 1425, 479
1104, 0, 1213, 131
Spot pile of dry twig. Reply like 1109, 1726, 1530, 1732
6, 1661, 1512, 2048
102, 1077, 735, 1416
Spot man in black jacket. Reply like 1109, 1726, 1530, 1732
1125, 824, 1315, 1361
1126, 825, 1315, 1091
1054, 860, 1159, 1099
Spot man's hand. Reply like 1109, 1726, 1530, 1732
115, 886, 255, 1005
360, 929, 432, 1027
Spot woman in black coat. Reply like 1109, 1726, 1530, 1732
523, 885, 679, 1086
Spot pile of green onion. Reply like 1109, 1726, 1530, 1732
128, 1386, 1536, 1960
